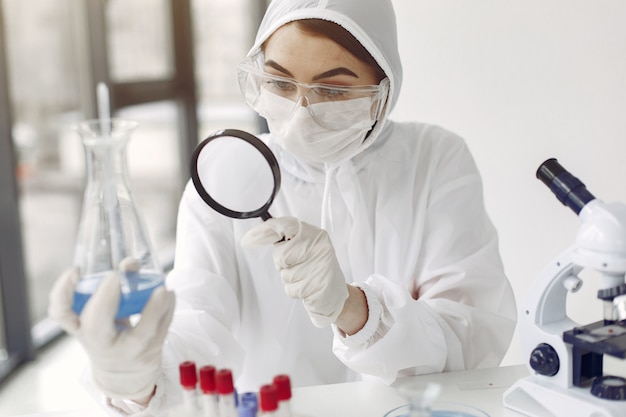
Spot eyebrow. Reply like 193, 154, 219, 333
264, 59, 359, 81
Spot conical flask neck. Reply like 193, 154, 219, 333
83, 139, 131, 188
73, 119, 161, 276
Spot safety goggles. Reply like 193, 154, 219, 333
237, 57, 389, 130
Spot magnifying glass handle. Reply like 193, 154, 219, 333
258, 211, 288, 242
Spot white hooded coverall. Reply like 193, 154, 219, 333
118, 0, 517, 414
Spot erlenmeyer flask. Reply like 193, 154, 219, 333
72, 118, 164, 319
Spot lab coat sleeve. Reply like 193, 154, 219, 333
332, 133, 517, 384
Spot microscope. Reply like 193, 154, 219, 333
504, 158, 626, 417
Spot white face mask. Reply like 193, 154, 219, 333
258, 91, 377, 165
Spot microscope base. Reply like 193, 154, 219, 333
503, 375, 626, 417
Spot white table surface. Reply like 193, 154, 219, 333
15, 365, 530, 417
291, 364, 529, 417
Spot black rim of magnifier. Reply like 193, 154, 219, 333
190, 129, 281, 220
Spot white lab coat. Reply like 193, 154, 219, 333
118, 0, 517, 414
146, 120, 517, 409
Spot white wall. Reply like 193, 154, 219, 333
391, 0, 626, 365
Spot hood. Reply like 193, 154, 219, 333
247, 0, 403, 158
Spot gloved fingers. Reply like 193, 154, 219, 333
48, 267, 80, 334
80, 271, 122, 344
119, 256, 141, 272
241, 216, 300, 248
131, 286, 176, 344
281, 275, 314, 299
281, 266, 335, 299
279, 260, 322, 285
274, 226, 330, 270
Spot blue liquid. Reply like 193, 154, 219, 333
72, 271, 164, 319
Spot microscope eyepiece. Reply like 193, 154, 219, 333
537, 158, 595, 215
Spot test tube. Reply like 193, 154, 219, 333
199, 365, 219, 417
239, 392, 258, 416
216, 369, 238, 417
272, 375, 292, 417
259, 384, 278, 416
238, 401, 257, 417
179, 361, 200, 413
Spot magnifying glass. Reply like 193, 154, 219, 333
190, 129, 281, 221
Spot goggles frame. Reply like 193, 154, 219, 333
237, 55, 390, 126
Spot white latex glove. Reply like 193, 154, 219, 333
241, 216, 349, 327
48, 267, 175, 401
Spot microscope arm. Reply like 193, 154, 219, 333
518, 246, 581, 386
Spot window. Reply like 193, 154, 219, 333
0, 0, 264, 383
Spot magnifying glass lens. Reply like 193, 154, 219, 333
191, 129, 281, 220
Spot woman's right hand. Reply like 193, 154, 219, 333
48, 267, 175, 403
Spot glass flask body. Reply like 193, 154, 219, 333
73, 119, 164, 319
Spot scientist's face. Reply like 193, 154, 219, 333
251, 21, 388, 164
262, 22, 380, 88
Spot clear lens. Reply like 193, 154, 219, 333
237, 60, 389, 130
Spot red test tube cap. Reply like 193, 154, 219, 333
216, 368, 234, 395
199, 365, 216, 394
273, 374, 292, 401
179, 361, 198, 389
259, 384, 278, 412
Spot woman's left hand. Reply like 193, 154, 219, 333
242, 216, 349, 328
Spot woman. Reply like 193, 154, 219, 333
49, 0, 517, 414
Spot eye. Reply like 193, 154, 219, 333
264, 78, 296, 93
312, 86, 349, 99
